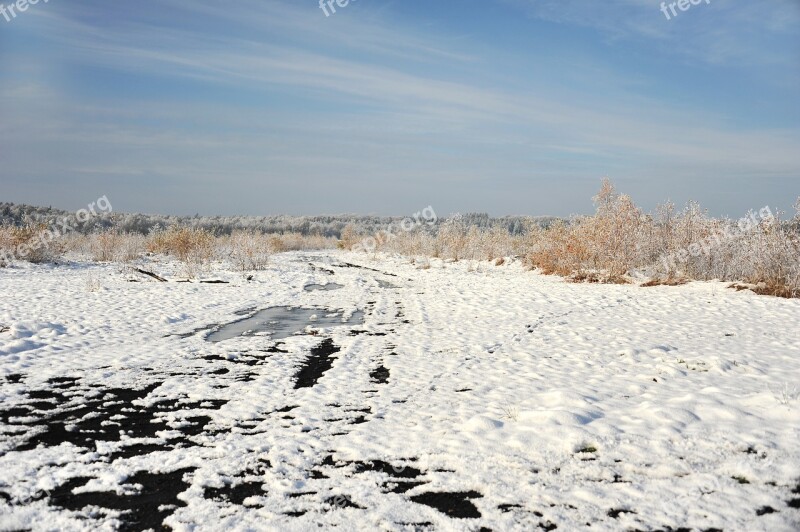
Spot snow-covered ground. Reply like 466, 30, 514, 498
1, 251, 799, 531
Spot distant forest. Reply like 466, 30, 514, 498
0, 203, 559, 238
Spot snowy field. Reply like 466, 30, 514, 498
1, 250, 799, 531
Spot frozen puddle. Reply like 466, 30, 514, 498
206, 307, 364, 342
304, 283, 344, 292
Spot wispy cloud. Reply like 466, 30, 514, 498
1, 0, 798, 216
503, 0, 800, 69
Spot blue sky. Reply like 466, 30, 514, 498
1, 0, 798, 217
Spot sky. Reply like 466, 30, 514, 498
0, 0, 798, 218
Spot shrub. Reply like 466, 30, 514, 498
147, 227, 216, 277
0, 226, 14, 267
525, 220, 583, 276
0, 223, 64, 264
87, 231, 145, 262
338, 224, 361, 250
227, 230, 271, 271
90, 230, 122, 262
349, 179, 798, 298
521, 179, 649, 282
118, 233, 147, 262
438, 218, 469, 261
269, 233, 336, 252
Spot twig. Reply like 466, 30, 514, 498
135, 268, 167, 282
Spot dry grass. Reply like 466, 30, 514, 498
42, 229, 335, 272
85, 231, 146, 263
3, 183, 797, 300
525, 179, 648, 280
147, 227, 216, 278
0, 223, 65, 264
91, 231, 122, 262
0, 227, 13, 267
520, 180, 800, 296
271, 233, 336, 252
568, 270, 631, 285
379, 220, 525, 264
146, 227, 328, 276
337, 224, 361, 250
366, 179, 800, 298
730, 282, 800, 299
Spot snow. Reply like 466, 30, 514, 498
1, 251, 799, 531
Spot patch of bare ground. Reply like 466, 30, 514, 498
730, 282, 800, 299
641, 277, 690, 287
